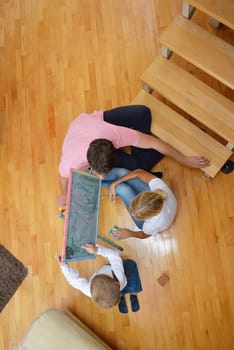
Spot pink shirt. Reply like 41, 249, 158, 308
59, 111, 139, 177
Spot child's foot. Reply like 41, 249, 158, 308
118, 296, 128, 313
130, 294, 140, 312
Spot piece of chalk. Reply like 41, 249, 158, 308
97, 234, 123, 251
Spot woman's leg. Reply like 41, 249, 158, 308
102, 168, 149, 193
115, 183, 144, 229
104, 105, 164, 170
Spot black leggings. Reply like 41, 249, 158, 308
104, 105, 163, 171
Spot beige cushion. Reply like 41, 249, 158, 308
21, 309, 112, 350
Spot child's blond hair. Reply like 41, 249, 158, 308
90, 274, 120, 308
130, 189, 167, 220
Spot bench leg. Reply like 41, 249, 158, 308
182, 1, 195, 19
226, 142, 233, 151
143, 84, 153, 94
209, 17, 220, 28
203, 172, 211, 179
161, 46, 172, 59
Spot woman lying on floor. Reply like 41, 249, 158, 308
107, 169, 177, 240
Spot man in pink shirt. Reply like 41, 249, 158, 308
58, 105, 209, 206
59, 110, 139, 177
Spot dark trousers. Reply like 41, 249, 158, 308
120, 259, 142, 296
104, 105, 164, 171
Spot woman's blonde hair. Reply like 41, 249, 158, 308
130, 189, 167, 220
90, 274, 120, 308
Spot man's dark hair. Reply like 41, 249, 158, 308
87, 139, 116, 174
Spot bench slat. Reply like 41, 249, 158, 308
131, 90, 232, 178
141, 56, 234, 144
158, 15, 234, 89
184, 0, 234, 30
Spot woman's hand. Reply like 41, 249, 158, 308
82, 244, 98, 254
109, 183, 117, 202
112, 228, 150, 240
112, 228, 133, 240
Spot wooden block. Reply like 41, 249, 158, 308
157, 273, 170, 286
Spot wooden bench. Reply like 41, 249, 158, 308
158, 15, 234, 90
131, 90, 232, 178
141, 56, 234, 146
182, 0, 234, 29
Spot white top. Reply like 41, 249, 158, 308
60, 245, 127, 297
142, 178, 177, 235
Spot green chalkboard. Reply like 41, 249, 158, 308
62, 169, 101, 262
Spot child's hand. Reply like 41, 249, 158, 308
82, 244, 98, 254
55, 252, 62, 263
55, 252, 68, 265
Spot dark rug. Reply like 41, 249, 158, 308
0, 245, 28, 312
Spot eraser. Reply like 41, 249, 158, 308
157, 273, 169, 286
108, 225, 119, 240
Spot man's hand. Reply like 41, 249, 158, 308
82, 244, 98, 254
137, 132, 210, 169
183, 156, 210, 168
56, 194, 67, 208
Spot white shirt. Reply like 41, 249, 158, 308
142, 178, 177, 235
60, 245, 127, 297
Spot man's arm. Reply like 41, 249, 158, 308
59, 175, 68, 195
57, 175, 69, 207
84, 244, 127, 288
136, 132, 210, 168
55, 252, 91, 296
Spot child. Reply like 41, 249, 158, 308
108, 169, 177, 240
55, 244, 142, 313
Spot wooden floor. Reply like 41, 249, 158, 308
0, 1, 234, 349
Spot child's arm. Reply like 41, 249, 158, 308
55, 253, 91, 297
112, 228, 150, 240
95, 245, 127, 287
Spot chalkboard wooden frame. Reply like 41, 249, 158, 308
62, 169, 101, 262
